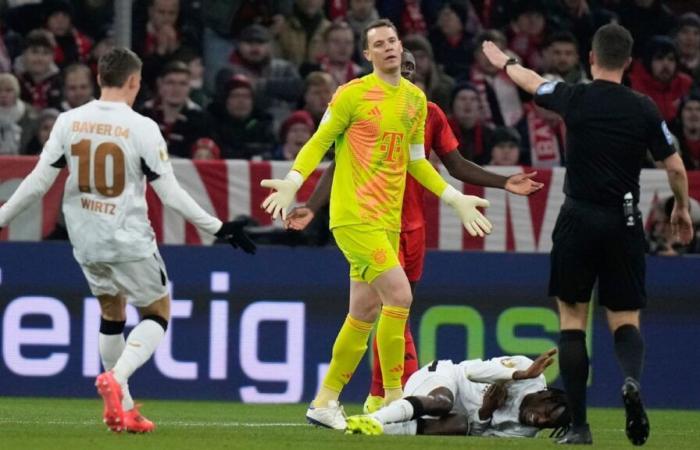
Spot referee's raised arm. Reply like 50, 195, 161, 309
481, 41, 547, 95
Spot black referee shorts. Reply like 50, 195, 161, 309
548, 197, 647, 311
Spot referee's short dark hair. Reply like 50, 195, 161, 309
592, 24, 633, 70
98, 47, 143, 88
361, 18, 398, 50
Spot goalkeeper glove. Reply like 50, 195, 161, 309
260, 171, 303, 221
215, 219, 256, 254
441, 185, 492, 237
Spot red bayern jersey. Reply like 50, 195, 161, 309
402, 101, 459, 231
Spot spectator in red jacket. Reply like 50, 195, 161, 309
448, 81, 494, 164
629, 36, 693, 123
43, 0, 92, 68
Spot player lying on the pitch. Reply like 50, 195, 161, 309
345, 349, 569, 438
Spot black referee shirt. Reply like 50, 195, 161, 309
534, 79, 676, 206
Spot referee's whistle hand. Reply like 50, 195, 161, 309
670, 206, 694, 245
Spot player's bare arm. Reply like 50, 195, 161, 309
439, 151, 543, 196
513, 348, 557, 380
478, 381, 508, 420
285, 162, 335, 231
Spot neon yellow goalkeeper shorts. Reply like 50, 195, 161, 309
332, 224, 400, 283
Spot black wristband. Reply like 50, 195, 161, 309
503, 57, 519, 70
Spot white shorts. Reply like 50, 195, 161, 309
404, 360, 459, 397
79, 250, 169, 307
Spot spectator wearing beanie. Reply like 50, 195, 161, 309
447, 82, 494, 164
273, 110, 315, 160
629, 35, 693, 123
487, 126, 522, 166
14, 29, 62, 110
428, 1, 474, 79
43, 0, 92, 68
191, 137, 221, 160
208, 74, 276, 160
402, 34, 455, 111
674, 13, 700, 80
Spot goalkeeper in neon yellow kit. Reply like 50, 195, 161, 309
261, 19, 492, 430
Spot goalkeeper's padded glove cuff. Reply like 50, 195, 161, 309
440, 185, 461, 206
285, 171, 304, 189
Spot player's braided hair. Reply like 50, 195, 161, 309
545, 388, 571, 437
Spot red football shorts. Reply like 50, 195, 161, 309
399, 226, 426, 282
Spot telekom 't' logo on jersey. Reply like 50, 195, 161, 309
380, 131, 403, 162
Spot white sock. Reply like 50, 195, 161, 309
112, 319, 165, 386
99, 333, 135, 411
383, 420, 418, 435
370, 399, 414, 424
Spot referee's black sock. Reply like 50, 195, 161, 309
614, 324, 644, 383
559, 329, 589, 427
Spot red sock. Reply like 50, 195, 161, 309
369, 334, 384, 396
368, 323, 419, 397
402, 325, 418, 385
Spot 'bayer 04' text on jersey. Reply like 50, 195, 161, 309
40, 100, 172, 264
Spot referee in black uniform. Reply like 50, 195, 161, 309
482, 24, 694, 446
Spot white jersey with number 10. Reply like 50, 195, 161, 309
41, 100, 171, 264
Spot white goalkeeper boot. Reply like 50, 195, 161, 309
305, 400, 347, 430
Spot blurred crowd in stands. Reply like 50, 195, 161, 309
1, 0, 699, 251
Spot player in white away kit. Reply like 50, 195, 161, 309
346, 349, 570, 438
0, 48, 255, 433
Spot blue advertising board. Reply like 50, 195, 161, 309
1, 243, 698, 408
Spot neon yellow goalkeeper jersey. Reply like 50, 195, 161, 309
292, 73, 427, 232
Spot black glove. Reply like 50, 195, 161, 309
215, 219, 256, 254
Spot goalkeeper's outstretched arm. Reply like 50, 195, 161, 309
261, 86, 353, 220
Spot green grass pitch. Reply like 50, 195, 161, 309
1, 397, 698, 449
